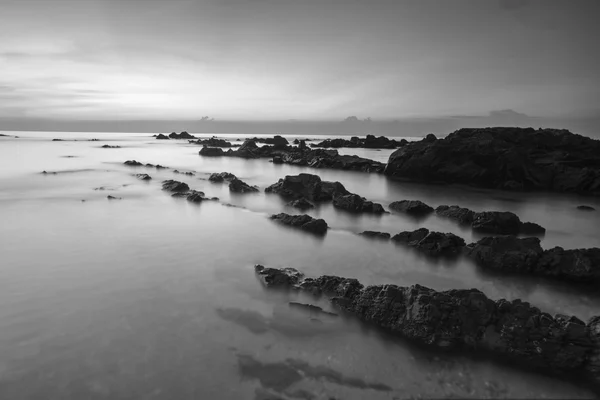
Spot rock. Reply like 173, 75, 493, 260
101, 144, 121, 148
52, 139, 64, 141
190, 137, 231, 147
265, 174, 349, 201
293, 139, 300, 145
135, 174, 152, 180
254, 265, 600, 386
312, 135, 401, 149
107, 195, 121, 200
435, 205, 476, 224
385, 127, 600, 195
577, 205, 596, 211
235, 140, 260, 158
169, 131, 196, 139
269, 213, 328, 235
272, 156, 283, 164
124, 160, 143, 166
267, 135, 289, 148
520, 221, 546, 235
173, 170, 194, 176
161, 180, 190, 192
185, 190, 208, 203
423, 133, 437, 142
199, 146, 224, 157
471, 211, 523, 234
288, 302, 337, 316
392, 228, 465, 256
389, 200, 434, 215
358, 231, 391, 240
156, 134, 170, 140
229, 178, 259, 193
286, 198, 314, 210
465, 236, 544, 272
534, 247, 600, 282
332, 194, 385, 214
209, 172, 237, 182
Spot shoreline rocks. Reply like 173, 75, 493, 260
311, 135, 403, 149
229, 178, 259, 193
189, 137, 232, 147
135, 173, 152, 180
389, 200, 434, 216
199, 146, 224, 157
161, 180, 190, 192
168, 131, 196, 139
269, 213, 328, 235
333, 194, 385, 214
286, 198, 314, 210
436, 205, 545, 235
392, 228, 465, 256
254, 265, 600, 388
209, 172, 237, 182
358, 231, 391, 240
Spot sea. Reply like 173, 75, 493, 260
0, 131, 599, 399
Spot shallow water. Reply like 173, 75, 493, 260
0, 131, 599, 399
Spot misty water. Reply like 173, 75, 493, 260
1, 131, 599, 399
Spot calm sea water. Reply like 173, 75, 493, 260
0, 131, 599, 399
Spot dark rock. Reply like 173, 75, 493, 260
267, 135, 289, 148
272, 156, 283, 164
358, 231, 391, 240
286, 198, 314, 210
52, 139, 64, 141
435, 205, 476, 224
288, 302, 337, 316
209, 172, 237, 182
254, 266, 600, 386
389, 200, 434, 215
392, 228, 465, 256
156, 134, 170, 140
293, 139, 300, 145
535, 247, 600, 282
199, 146, 224, 157
169, 131, 196, 139
265, 173, 349, 201
312, 135, 401, 149
189, 137, 231, 147
161, 180, 190, 192
577, 205, 596, 211
385, 127, 600, 196
173, 170, 194, 176
423, 133, 437, 142
332, 194, 385, 214
269, 213, 328, 235
101, 144, 121, 148
520, 221, 546, 235
185, 190, 208, 203
472, 211, 523, 234
135, 173, 152, 180
465, 236, 544, 272
107, 195, 121, 200
124, 160, 143, 166
229, 178, 259, 193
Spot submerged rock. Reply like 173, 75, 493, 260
389, 200, 434, 215
269, 213, 328, 235
435, 205, 476, 224
332, 194, 385, 214
101, 144, 121, 148
107, 195, 121, 200
358, 231, 391, 240
135, 173, 152, 180
124, 160, 143, 166
392, 228, 465, 256
577, 205, 596, 211
436, 205, 545, 235
265, 173, 349, 201
161, 180, 190, 192
286, 198, 314, 210
229, 178, 259, 193
189, 137, 231, 147
254, 265, 600, 386
199, 146, 224, 157
209, 172, 237, 182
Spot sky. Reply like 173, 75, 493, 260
0, 0, 599, 134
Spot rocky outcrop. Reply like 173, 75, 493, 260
101, 145, 121, 148
312, 135, 402, 149
358, 231, 391, 240
168, 131, 196, 139
156, 134, 170, 140
229, 178, 259, 193
171, 189, 218, 203
465, 236, 600, 283
286, 198, 314, 210
385, 127, 600, 196
435, 205, 545, 235
199, 146, 224, 157
135, 173, 152, 180
265, 174, 349, 201
254, 265, 600, 387
209, 172, 237, 182
161, 180, 190, 192
435, 205, 476, 225
189, 137, 232, 147
332, 194, 385, 214
392, 228, 465, 256
389, 200, 434, 215
124, 160, 143, 166
269, 213, 328, 235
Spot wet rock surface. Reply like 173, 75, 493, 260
161, 180, 190, 192
265, 173, 349, 201
435, 205, 545, 235
229, 178, 259, 193
358, 231, 391, 240
155, 134, 170, 140
332, 194, 385, 214
189, 137, 232, 147
435, 205, 476, 224
269, 213, 328, 235
392, 228, 465, 256
124, 160, 143, 166
466, 236, 600, 283
389, 200, 434, 215
208, 172, 237, 182
384, 127, 600, 195
254, 265, 600, 387
199, 146, 224, 157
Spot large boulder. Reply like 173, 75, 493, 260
124, 160, 143, 166
265, 174, 349, 201
435, 205, 476, 224
169, 131, 196, 139
209, 172, 237, 182
332, 194, 385, 214
392, 228, 465, 256
534, 247, 600, 282
265, 135, 289, 148
199, 146, 224, 157
229, 178, 259, 193
389, 200, 434, 215
161, 180, 190, 192
465, 236, 544, 272
269, 213, 328, 235
471, 211, 523, 234
156, 134, 170, 140
384, 127, 600, 195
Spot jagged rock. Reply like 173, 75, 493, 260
389, 200, 434, 215
385, 127, 600, 195
156, 134, 170, 140
173, 170, 194, 176
265, 174, 349, 201
312, 135, 401, 149
124, 160, 143, 166
135, 174, 152, 180
577, 205, 596, 211
169, 131, 196, 139
435, 205, 476, 224
229, 178, 259, 193
358, 231, 391, 240
392, 228, 465, 256
269, 213, 328, 235
209, 172, 237, 182
254, 265, 600, 386
472, 211, 546, 235
199, 146, 224, 157
189, 137, 231, 147
161, 180, 190, 192
286, 198, 314, 210
145, 163, 167, 169
332, 194, 385, 214
535, 247, 600, 282
185, 190, 207, 203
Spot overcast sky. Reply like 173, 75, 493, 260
1, 0, 599, 125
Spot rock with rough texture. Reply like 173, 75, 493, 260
199, 146, 224, 157
135, 173, 152, 180
577, 205, 596, 211
169, 131, 196, 139
209, 172, 237, 182
229, 178, 259, 193
385, 127, 600, 196
332, 194, 385, 214
389, 200, 434, 215
267, 135, 289, 148
435, 205, 476, 224
358, 231, 391, 240
265, 174, 349, 201
286, 198, 314, 210
254, 265, 600, 386
189, 137, 231, 147
156, 134, 170, 140
161, 180, 190, 192
534, 247, 600, 282
392, 228, 465, 256
312, 135, 402, 149
124, 160, 143, 166
269, 213, 328, 235
472, 211, 546, 235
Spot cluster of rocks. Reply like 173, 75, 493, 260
123, 160, 168, 169
161, 180, 218, 203
269, 213, 328, 235
436, 205, 545, 235
135, 173, 152, 180
101, 144, 121, 149
208, 172, 237, 182
189, 137, 232, 147
208, 172, 258, 193
392, 228, 466, 256
155, 131, 197, 140
311, 135, 408, 149
265, 173, 385, 214
384, 127, 600, 195
253, 265, 600, 388
242, 135, 289, 147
